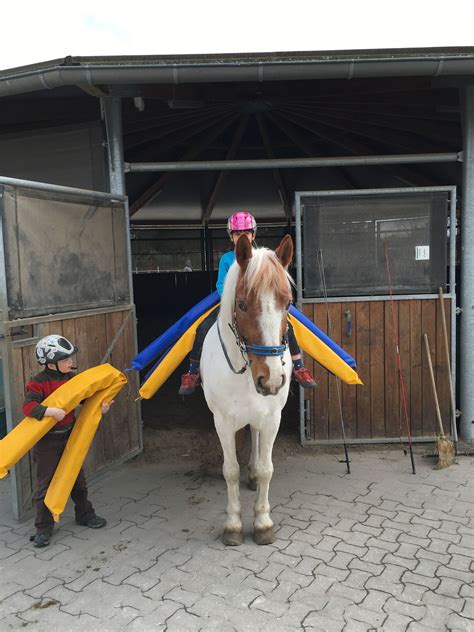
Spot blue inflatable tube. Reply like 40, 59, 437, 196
132, 289, 357, 372
132, 290, 220, 370
289, 305, 356, 368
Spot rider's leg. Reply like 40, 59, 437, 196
179, 310, 218, 395
288, 323, 317, 389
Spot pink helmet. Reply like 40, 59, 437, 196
227, 212, 257, 235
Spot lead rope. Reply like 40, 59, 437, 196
317, 250, 351, 475
217, 319, 249, 374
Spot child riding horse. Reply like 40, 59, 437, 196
179, 211, 316, 395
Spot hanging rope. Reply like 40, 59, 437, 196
384, 241, 416, 475
317, 250, 351, 475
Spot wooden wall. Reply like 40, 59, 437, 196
302, 298, 452, 442
8, 307, 140, 517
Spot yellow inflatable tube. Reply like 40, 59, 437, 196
139, 304, 218, 400
289, 314, 363, 385
0, 364, 125, 479
45, 372, 126, 522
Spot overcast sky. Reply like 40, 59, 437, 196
2, 1, 474, 71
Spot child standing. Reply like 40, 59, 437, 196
24, 334, 111, 548
179, 211, 316, 395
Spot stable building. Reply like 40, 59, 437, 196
0, 47, 472, 518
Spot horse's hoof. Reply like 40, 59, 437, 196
253, 527, 275, 545
247, 477, 257, 491
222, 529, 243, 546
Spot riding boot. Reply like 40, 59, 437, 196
179, 371, 201, 395
293, 366, 317, 389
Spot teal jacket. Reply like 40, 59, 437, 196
216, 251, 236, 296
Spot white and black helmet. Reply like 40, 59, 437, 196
35, 335, 78, 365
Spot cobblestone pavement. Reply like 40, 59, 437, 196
0, 446, 473, 631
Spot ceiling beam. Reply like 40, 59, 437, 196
129, 113, 239, 216
202, 114, 249, 222
256, 113, 291, 219
266, 110, 358, 188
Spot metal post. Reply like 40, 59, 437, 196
103, 97, 126, 196
460, 86, 474, 443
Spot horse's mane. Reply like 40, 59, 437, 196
243, 248, 293, 299
220, 248, 292, 323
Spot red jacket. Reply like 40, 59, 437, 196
22, 368, 75, 428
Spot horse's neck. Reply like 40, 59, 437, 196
218, 263, 242, 361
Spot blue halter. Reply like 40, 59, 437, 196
244, 342, 287, 357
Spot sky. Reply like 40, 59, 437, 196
2, 0, 474, 71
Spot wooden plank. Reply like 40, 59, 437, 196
355, 302, 370, 439
122, 312, 140, 452
73, 315, 95, 477
106, 311, 128, 460
398, 301, 412, 438
327, 303, 342, 441
85, 314, 107, 470
421, 300, 437, 436
312, 303, 329, 440
301, 304, 315, 440
409, 300, 423, 437
436, 298, 450, 432
341, 302, 357, 439
369, 302, 385, 438
61, 318, 76, 350
384, 301, 400, 438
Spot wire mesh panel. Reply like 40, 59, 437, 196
3, 187, 130, 319
302, 192, 448, 297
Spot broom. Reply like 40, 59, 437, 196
423, 333, 455, 469
438, 287, 458, 453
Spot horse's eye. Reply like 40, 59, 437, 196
238, 301, 248, 312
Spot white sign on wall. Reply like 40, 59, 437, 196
415, 245, 430, 261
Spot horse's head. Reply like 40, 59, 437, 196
234, 234, 294, 396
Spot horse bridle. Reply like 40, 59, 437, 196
217, 305, 289, 375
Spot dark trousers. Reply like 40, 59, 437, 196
32, 431, 95, 535
190, 311, 300, 362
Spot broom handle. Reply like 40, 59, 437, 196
439, 287, 459, 444
423, 334, 445, 436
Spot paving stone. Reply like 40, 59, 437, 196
344, 603, 387, 627
326, 582, 366, 604
342, 569, 372, 590
445, 613, 474, 631
415, 603, 456, 630
349, 558, 384, 577
302, 611, 345, 631
384, 596, 426, 620
361, 546, 388, 564
381, 612, 415, 631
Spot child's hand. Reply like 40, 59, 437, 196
101, 400, 114, 414
45, 407, 66, 422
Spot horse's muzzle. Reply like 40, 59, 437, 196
256, 373, 286, 396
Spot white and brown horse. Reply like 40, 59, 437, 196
201, 234, 294, 545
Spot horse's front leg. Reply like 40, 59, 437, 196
253, 418, 279, 545
214, 415, 243, 546
248, 426, 259, 491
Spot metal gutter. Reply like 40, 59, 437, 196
2, 50, 474, 97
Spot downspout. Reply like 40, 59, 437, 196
460, 86, 474, 443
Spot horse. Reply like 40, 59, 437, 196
201, 234, 294, 545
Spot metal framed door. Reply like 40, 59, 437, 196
295, 186, 456, 445
0, 176, 142, 519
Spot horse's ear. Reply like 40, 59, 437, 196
275, 234, 293, 269
235, 234, 253, 271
